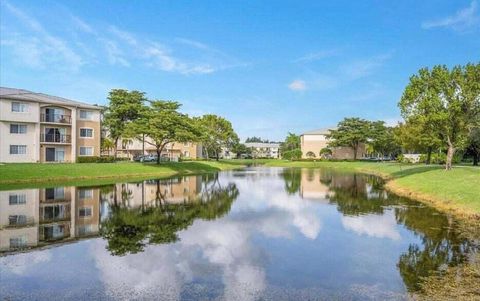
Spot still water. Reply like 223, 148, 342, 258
0, 167, 478, 300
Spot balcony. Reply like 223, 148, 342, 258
41, 113, 72, 124
40, 134, 71, 144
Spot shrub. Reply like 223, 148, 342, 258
77, 156, 121, 163
282, 149, 302, 160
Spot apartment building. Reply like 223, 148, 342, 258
244, 142, 280, 158
300, 128, 366, 160
115, 137, 204, 160
0, 87, 102, 163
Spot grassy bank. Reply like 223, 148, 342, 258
262, 160, 480, 217
0, 160, 244, 188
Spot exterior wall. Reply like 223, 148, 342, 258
0, 99, 40, 123
0, 97, 101, 163
77, 118, 101, 157
301, 134, 329, 158
301, 134, 366, 159
0, 121, 39, 162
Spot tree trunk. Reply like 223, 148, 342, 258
156, 147, 161, 164
426, 147, 432, 165
114, 137, 119, 159
473, 152, 479, 166
353, 144, 358, 160
445, 142, 455, 170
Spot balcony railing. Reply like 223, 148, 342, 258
40, 134, 71, 143
41, 113, 72, 124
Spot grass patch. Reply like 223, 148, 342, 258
0, 160, 244, 189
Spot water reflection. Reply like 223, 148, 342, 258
1, 168, 479, 300
0, 175, 238, 255
288, 168, 479, 293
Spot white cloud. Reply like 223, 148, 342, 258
0, 250, 52, 275
294, 49, 339, 63
422, 1, 480, 32
288, 79, 307, 91
341, 211, 401, 241
341, 53, 392, 80
0, 2, 242, 75
1, 0, 84, 71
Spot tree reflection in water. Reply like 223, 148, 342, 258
100, 174, 239, 256
281, 168, 480, 293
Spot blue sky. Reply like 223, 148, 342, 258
1, 1, 479, 141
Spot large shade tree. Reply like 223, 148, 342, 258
103, 89, 146, 157
195, 114, 239, 160
327, 117, 371, 160
125, 100, 199, 164
399, 64, 480, 169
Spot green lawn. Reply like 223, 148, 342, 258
262, 160, 480, 216
0, 160, 244, 187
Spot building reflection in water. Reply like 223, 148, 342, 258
0, 175, 204, 253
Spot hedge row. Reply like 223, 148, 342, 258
77, 156, 130, 163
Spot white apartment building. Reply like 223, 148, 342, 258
0, 87, 102, 163
244, 142, 280, 158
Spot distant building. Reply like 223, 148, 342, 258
300, 128, 366, 160
0, 87, 102, 163
244, 142, 280, 158
114, 137, 203, 160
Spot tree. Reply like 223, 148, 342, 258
327, 117, 371, 160
369, 121, 401, 158
231, 142, 251, 158
125, 100, 199, 164
465, 127, 480, 166
101, 137, 115, 154
103, 89, 146, 157
280, 132, 300, 153
282, 149, 302, 160
245, 136, 269, 143
394, 119, 442, 164
195, 114, 239, 160
319, 147, 332, 159
399, 64, 480, 170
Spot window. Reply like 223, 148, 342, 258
10, 145, 27, 155
79, 147, 93, 156
80, 128, 93, 138
9, 215, 27, 225
11, 102, 28, 112
79, 110, 93, 120
10, 236, 27, 248
79, 207, 92, 217
79, 189, 93, 199
10, 124, 27, 134
9, 194, 26, 205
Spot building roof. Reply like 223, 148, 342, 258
0, 87, 102, 110
244, 142, 280, 148
302, 127, 336, 135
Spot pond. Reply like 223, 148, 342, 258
0, 167, 478, 300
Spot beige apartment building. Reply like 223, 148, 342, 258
300, 128, 366, 160
0, 87, 101, 163
115, 137, 204, 160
